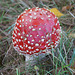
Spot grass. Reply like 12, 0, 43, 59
0, 0, 75, 75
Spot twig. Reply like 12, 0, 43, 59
2, 43, 13, 64
19, 0, 30, 8
40, 0, 49, 8
60, 21, 75, 26
0, 29, 9, 36
68, 11, 75, 18
52, 0, 58, 8
63, 43, 68, 64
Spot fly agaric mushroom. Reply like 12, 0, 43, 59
12, 7, 61, 56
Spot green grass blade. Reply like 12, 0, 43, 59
69, 48, 75, 66
0, 11, 5, 22
16, 68, 19, 75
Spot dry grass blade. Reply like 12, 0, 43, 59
19, 0, 30, 8
2, 43, 13, 64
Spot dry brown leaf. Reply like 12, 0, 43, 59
62, 5, 75, 12
70, 62, 75, 69
69, 33, 75, 38
0, 35, 2, 39
70, 62, 75, 74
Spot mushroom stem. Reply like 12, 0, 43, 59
25, 53, 47, 68
25, 55, 34, 74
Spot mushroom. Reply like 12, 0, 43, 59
12, 7, 61, 66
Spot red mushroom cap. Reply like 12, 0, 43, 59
12, 7, 61, 55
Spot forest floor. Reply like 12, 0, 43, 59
0, 0, 75, 75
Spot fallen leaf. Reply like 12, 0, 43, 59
34, 65, 40, 75
0, 35, 2, 39
62, 5, 71, 12
50, 8, 64, 18
62, 5, 75, 12
69, 33, 75, 38
34, 65, 39, 70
